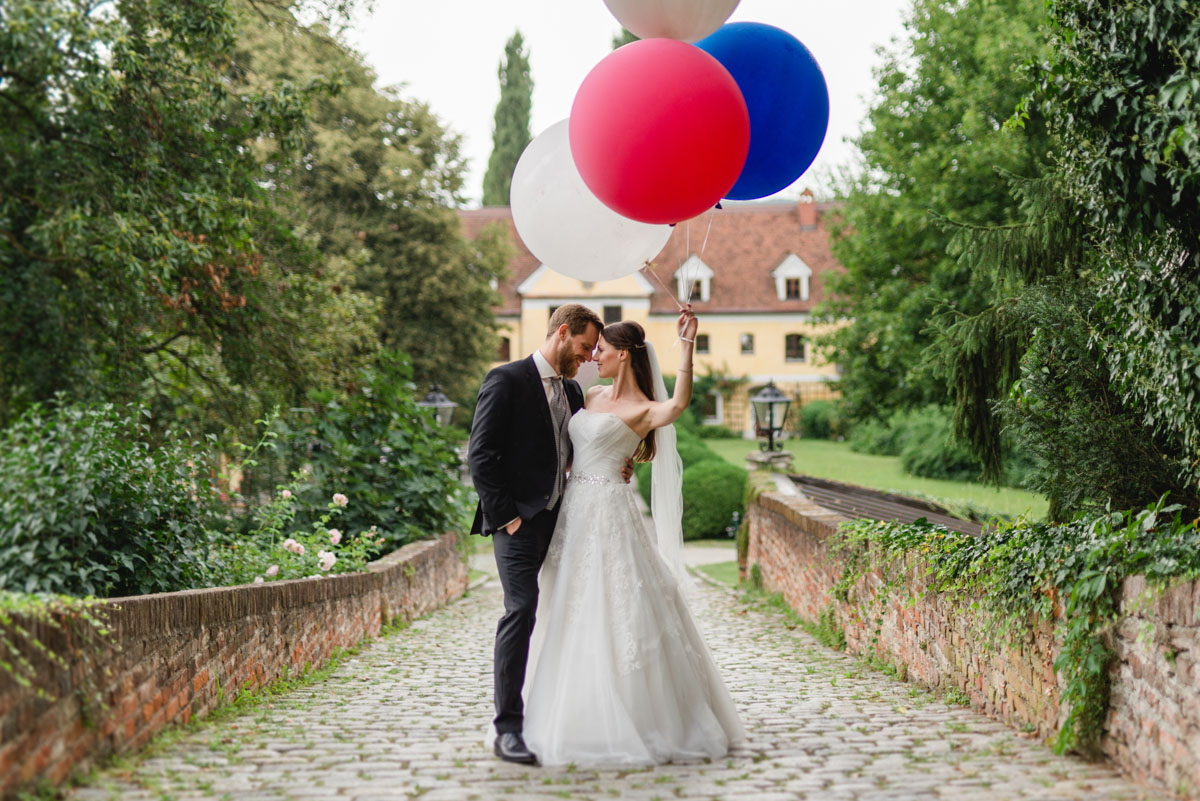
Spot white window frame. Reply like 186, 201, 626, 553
673, 254, 713, 303
772, 253, 813, 302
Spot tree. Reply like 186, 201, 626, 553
930, 0, 1200, 515
233, 7, 511, 402
612, 28, 638, 49
819, 0, 1052, 423
481, 31, 533, 206
0, 0, 377, 434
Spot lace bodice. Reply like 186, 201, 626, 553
567, 410, 642, 481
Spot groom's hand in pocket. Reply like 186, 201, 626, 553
504, 517, 522, 535
620, 457, 634, 484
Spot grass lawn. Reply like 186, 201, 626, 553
704, 437, 1048, 520
695, 561, 739, 588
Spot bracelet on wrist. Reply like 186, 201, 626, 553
679, 336, 694, 343
677, 367, 692, 373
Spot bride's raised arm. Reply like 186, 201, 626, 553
646, 305, 698, 430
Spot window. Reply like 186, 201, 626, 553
496, 337, 511, 362
673, 255, 713, 303
772, 254, 812, 302
548, 305, 558, 322
740, 333, 754, 355
785, 334, 807, 362
694, 334, 710, 354
603, 304, 622, 324
697, 390, 723, 424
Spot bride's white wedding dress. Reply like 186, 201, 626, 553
523, 409, 745, 767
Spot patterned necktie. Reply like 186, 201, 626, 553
547, 376, 569, 509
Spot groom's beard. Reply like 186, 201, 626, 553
554, 343, 581, 379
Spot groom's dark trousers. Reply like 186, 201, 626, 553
468, 355, 582, 735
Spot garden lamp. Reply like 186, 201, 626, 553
416, 383, 457, 427
750, 381, 791, 452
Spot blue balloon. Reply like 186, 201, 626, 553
695, 22, 830, 200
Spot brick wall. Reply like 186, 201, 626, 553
747, 491, 1200, 797
0, 533, 468, 799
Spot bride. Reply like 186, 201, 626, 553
523, 308, 745, 767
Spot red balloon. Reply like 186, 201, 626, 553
569, 39, 750, 225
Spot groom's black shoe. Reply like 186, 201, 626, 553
494, 732, 538, 765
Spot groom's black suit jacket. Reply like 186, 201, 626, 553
468, 355, 584, 536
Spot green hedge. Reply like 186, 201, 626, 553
634, 423, 725, 507
682, 461, 748, 539
796, 400, 842, 439
0, 402, 221, 597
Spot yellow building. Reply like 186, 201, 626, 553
459, 191, 845, 436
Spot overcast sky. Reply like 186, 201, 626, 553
346, 1, 911, 207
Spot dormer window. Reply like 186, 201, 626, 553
674, 255, 713, 303
772, 254, 812, 302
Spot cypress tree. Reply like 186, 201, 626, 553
482, 31, 532, 206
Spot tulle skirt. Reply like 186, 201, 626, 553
523, 474, 745, 767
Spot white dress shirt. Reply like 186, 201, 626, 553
531, 349, 561, 404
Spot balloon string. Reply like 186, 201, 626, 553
700, 206, 717, 257
683, 221, 693, 304
640, 260, 684, 311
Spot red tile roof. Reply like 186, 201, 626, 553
458, 196, 842, 316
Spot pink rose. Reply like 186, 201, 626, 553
328, 529, 342, 546
318, 550, 336, 571
254, 576, 264, 584
281, 489, 292, 500
265, 564, 279, 577
332, 493, 348, 507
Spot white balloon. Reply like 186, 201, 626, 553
603, 0, 741, 43
510, 119, 672, 282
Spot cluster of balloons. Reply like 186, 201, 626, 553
511, 0, 829, 282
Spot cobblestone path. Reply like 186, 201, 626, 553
70, 572, 1172, 801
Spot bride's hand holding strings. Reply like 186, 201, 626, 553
677, 304, 698, 343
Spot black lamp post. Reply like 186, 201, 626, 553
750, 381, 792, 452
416, 383, 457, 427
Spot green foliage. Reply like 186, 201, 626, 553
634, 424, 724, 506
0, 591, 110, 707
896, 408, 982, 483
217, 487, 378, 584
611, 28, 639, 49
265, 352, 470, 552
696, 425, 739, 439
235, 10, 510, 404
482, 31, 533, 206
682, 461, 748, 540
0, 402, 221, 597
796, 400, 842, 440
849, 406, 987, 483
995, 285, 1196, 518
832, 497, 1200, 754
0, 0, 374, 434
820, 0, 1052, 424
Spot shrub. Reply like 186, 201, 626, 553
796, 400, 841, 439
897, 407, 981, 482
0, 402, 221, 597
682, 460, 748, 540
217, 489, 380, 585
635, 424, 725, 506
268, 351, 470, 553
696, 424, 739, 439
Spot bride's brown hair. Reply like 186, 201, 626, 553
601, 321, 657, 462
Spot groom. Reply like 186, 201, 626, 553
468, 303, 603, 765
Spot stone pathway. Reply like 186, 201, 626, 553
70, 567, 1172, 801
